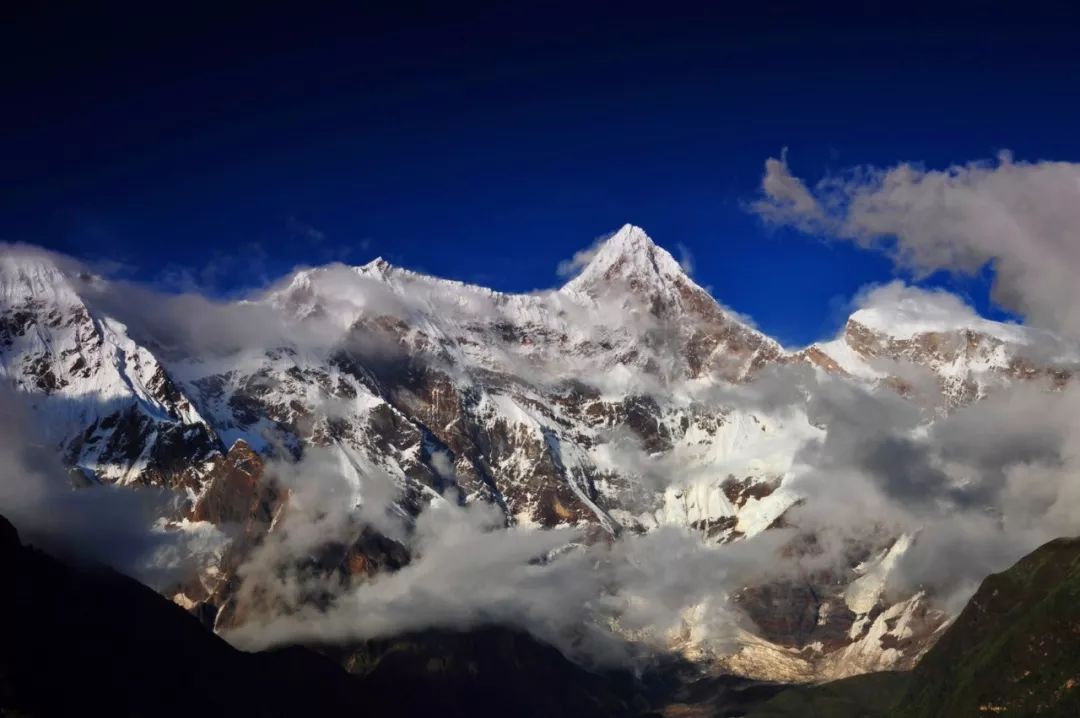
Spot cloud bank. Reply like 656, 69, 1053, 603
0, 386, 212, 586
752, 152, 1080, 337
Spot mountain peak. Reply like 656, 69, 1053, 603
561, 224, 688, 296
598, 223, 656, 254
0, 248, 82, 307
361, 256, 393, 274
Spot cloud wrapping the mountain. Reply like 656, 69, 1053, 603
229, 446, 399, 619
749, 150, 1080, 605
854, 282, 986, 331
78, 267, 405, 358
78, 254, 679, 393
229, 496, 620, 659
0, 386, 209, 585
230, 364, 1080, 661
753, 153, 1080, 337
228, 486, 786, 668
556, 231, 615, 278
781, 370, 1080, 611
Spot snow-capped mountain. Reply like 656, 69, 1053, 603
0, 253, 218, 488
807, 299, 1075, 407
1, 225, 1074, 683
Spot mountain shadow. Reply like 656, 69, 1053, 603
0, 511, 782, 717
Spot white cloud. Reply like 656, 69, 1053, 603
555, 230, 620, 279
676, 242, 695, 275
0, 386, 194, 586
750, 150, 829, 233
226, 489, 782, 668
752, 151, 1080, 338
846, 281, 990, 340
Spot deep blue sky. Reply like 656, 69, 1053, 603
4, 2, 1080, 345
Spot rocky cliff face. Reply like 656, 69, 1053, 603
2, 226, 1075, 684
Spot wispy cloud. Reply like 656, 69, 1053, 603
555, 230, 619, 279
675, 242, 694, 275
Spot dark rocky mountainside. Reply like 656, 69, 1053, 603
1, 512, 784, 717
748, 535, 1080, 717
0, 512, 643, 718
1, 515, 355, 717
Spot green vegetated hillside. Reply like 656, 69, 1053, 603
749, 537, 1080, 718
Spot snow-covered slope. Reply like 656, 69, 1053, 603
0, 251, 219, 487
808, 308, 1076, 406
